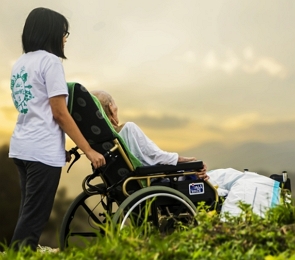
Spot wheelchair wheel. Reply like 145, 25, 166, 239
112, 186, 197, 233
59, 183, 113, 250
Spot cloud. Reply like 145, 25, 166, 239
219, 113, 261, 130
124, 113, 191, 129
242, 120, 295, 141
203, 117, 295, 146
243, 57, 287, 78
204, 48, 288, 78
204, 50, 240, 74
130, 114, 295, 158
173, 50, 197, 63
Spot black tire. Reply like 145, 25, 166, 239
112, 186, 197, 233
59, 184, 112, 250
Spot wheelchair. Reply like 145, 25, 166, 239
59, 83, 291, 250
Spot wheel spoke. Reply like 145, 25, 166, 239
81, 201, 102, 225
60, 185, 108, 250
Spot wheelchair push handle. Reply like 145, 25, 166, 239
67, 146, 81, 173
282, 171, 288, 183
67, 146, 115, 173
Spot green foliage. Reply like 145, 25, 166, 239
2, 201, 295, 260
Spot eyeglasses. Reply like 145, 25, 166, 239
63, 31, 70, 38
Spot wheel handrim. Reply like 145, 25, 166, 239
120, 192, 196, 230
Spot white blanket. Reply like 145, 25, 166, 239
207, 168, 281, 218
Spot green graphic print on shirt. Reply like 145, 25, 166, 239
11, 66, 34, 114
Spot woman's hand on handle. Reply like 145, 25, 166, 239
85, 149, 106, 169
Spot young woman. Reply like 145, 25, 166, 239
9, 7, 105, 251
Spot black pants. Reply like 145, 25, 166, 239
10, 159, 61, 251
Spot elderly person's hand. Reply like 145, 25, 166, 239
178, 157, 209, 181
109, 115, 119, 127
196, 162, 209, 181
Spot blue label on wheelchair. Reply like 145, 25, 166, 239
189, 183, 205, 195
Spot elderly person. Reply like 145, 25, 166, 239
91, 90, 208, 180
91, 90, 282, 218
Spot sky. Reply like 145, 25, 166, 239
1, 0, 295, 196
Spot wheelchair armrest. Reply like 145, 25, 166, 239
134, 160, 204, 176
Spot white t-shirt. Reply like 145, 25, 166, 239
9, 50, 68, 167
119, 122, 178, 166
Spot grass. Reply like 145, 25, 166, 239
1, 202, 295, 260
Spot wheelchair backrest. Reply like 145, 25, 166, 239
67, 82, 142, 198
68, 83, 114, 144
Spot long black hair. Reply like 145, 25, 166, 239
22, 7, 69, 59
